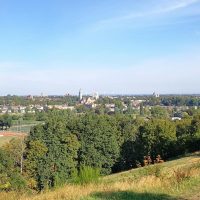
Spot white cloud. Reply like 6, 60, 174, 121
158, 0, 200, 12
92, 0, 200, 31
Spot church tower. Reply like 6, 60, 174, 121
79, 89, 82, 101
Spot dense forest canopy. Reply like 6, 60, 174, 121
0, 108, 200, 191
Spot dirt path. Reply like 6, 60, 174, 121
0, 131, 27, 137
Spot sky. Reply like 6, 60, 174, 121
0, 0, 200, 95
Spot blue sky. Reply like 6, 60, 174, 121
0, 0, 200, 95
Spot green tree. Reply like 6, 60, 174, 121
140, 103, 144, 116
150, 106, 169, 119
3, 138, 25, 174
0, 149, 26, 191
136, 119, 177, 162
115, 116, 144, 171
25, 110, 80, 190
76, 114, 120, 175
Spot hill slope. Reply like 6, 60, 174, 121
1, 152, 200, 200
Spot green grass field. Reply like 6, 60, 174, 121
0, 152, 200, 200
10, 120, 43, 133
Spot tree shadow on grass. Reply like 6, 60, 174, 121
88, 191, 184, 200
194, 151, 200, 157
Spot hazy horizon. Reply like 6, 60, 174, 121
1, 0, 200, 95
1, 92, 200, 97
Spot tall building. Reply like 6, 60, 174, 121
153, 92, 160, 98
93, 92, 99, 100
79, 89, 83, 101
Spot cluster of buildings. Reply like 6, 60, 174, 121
78, 89, 99, 108
0, 89, 101, 114
2, 90, 194, 121
0, 105, 44, 114
0, 104, 80, 114
47, 105, 75, 111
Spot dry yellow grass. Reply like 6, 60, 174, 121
1, 154, 200, 200
0, 177, 164, 200
1, 170, 200, 200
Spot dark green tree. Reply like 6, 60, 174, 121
25, 110, 80, 190
76, 114, 120, 175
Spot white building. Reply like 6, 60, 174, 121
79, 89, 83, 101
93, 92, 99, 100
153, 92, 160, 98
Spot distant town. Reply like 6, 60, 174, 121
1, 90, 200, 121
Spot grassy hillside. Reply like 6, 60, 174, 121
1, 152, 200, 200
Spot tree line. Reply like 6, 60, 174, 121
0, 114, 12, 130
0, 110, 200, 191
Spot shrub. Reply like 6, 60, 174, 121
73, 166, 100, 185
9, 173, 27, 191
0, 173, 11, 191
27, 178, 37, 190
143, 165, 163, 177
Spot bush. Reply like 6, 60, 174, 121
0, 173, 11, 191
27, 178, 37, 190
73, 166, 100, 185
9, 173, 27, 191
143, 165, 163, 177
